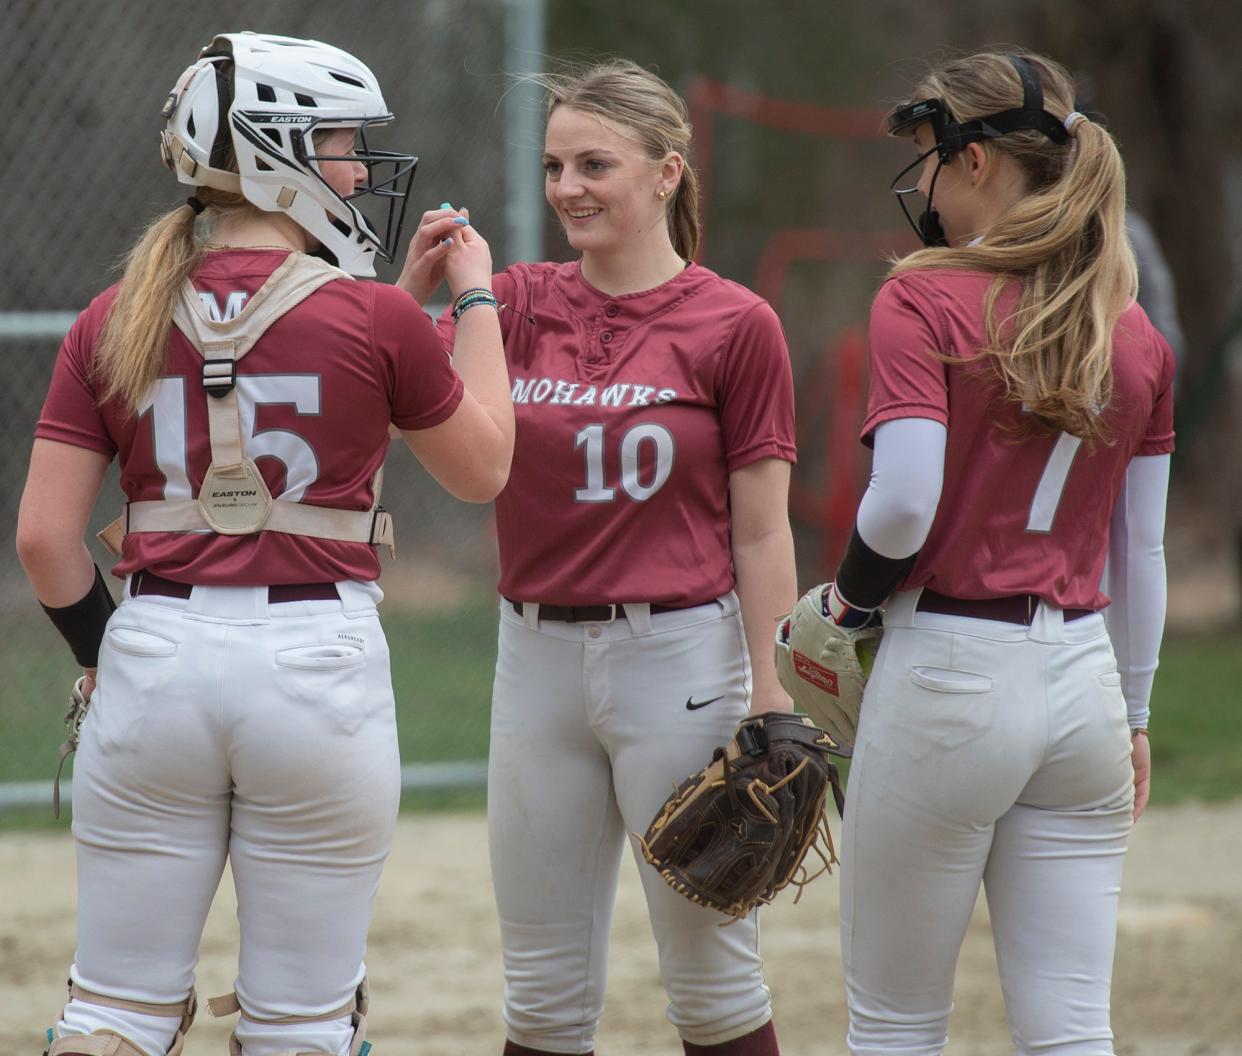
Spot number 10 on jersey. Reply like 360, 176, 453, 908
574, 423, 675, 503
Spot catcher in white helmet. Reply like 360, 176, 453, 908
160, 32, 416, 276
20, 30, 513, 1056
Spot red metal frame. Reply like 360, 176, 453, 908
686, 76, 914, 571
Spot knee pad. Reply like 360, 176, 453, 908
46, 1032, 145, 1056
208, 977, 370, 1056
45, 983, 197, 1056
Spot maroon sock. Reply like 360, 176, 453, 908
503, 1043, 594, 1056
682, 1020, 780, 1056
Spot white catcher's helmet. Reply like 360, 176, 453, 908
160, 31, 416, 276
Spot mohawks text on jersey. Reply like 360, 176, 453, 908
510, 377, 678, 408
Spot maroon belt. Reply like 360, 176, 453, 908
916, 588, 1093, 625
508, 599, 692, 623
131, 570, 339, 604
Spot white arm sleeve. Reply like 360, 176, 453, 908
1101, 454, 1171, 729
856, 417, 947, 558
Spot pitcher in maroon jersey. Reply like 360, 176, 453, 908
812, 51, 1172, 1055
18, 32, 512, 1056
398, 60, 796, 1056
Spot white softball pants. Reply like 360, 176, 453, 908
488, 595, 774, 1053
840, 589, 1135, 1056
56, 580, 400, 1056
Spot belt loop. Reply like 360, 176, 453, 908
887, 588, 921, 628
183, 584, 269, 620
1028, 598, 1064, 644
521, 601, 541, 629
336, 579, 381, 614
622, 601, 653, 637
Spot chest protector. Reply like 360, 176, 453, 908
98, 252, 395, 557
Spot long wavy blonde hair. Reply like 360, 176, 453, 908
530, 59, 701, 260
892, 51, 1137, 445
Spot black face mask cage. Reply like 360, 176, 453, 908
886, 54, 1070, 247
889, 146, 949, 247
296, 118, 418, 264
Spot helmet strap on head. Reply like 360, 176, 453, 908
887, 53, 1070, 247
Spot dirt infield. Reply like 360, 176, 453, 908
4, 801, 1240, 1055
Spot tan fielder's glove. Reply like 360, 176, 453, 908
774, 582, 882, 756
52, 675, 91, 819
636, 712, 844, 921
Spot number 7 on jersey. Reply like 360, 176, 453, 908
1026, 431, 1083, 533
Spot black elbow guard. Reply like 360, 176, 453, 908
41, 565, 117, 668
835, 526, 917, 611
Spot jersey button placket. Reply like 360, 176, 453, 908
583, 308, 618, 377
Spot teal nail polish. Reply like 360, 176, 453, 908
442, 238, 452, 245
454, 217, 469, 225
440, 202, 452, 210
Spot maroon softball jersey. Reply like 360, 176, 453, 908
36, 250, 463, 585
863, 269, 1175, 609
439, 261, 796, 607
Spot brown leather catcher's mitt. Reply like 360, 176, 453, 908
637, 712, 845, 920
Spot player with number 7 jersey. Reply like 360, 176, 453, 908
814, 50, 1175, 1056
861, 268, 1173, 607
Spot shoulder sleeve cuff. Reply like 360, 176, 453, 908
835, 526, 918, 611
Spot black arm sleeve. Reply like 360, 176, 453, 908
834, 526, 917, 611
41, 564, 117, 668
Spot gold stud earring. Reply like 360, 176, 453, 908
657, 190, 668, 201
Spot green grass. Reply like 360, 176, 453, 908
0, 601, 503, 832
2, 605, 1239, 831
383, 602, 498, 763
833, 629, 1242, 803
1145, 630, 1242, 801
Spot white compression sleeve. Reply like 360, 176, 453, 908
856, 418, 947, 558
1101, 454, 1171, 729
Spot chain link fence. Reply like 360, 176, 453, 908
1, 0, 545, 811
18, 3, 1215, 814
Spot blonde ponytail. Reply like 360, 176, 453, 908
891, 52, 1136, 446
670, 160, 701, 261
94, 202, 203, 411
94, 186, 254, 412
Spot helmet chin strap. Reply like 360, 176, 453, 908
917, 156, 950, 248
917, 208, 948, 248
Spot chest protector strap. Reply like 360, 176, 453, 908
98, 253, 395, 557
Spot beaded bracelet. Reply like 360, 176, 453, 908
451, 287, 499, 322
454, 293, 499, 321
454, 291, 497, 311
